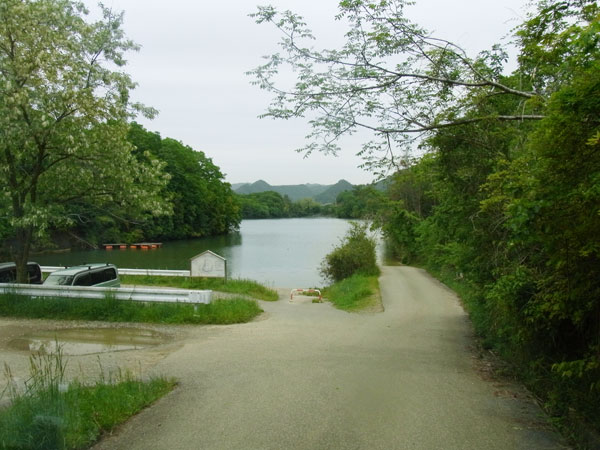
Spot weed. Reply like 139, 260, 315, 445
323, 274, 381, 312
119, 275, 278, 301
0, 344, 175, 450
0, 293, 263, 325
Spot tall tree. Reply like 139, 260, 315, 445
128, 124, 241, 239
249, 0, 547, 174
0, 0, 169, 280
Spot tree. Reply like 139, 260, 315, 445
249, 0, 551, 174
128, 124, 241, 239
320, 221, 379, 282
0, 0, 169, 281
335, 185, 384, 219
236, 191, 291, 218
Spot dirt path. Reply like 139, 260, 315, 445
88, 266, 565, 449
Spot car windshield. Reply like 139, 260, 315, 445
44, 274, 74, 286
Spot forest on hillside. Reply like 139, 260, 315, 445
0, 122, 241, 254
67, 123, 241, 247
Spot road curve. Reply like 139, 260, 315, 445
93, 266, 565, 450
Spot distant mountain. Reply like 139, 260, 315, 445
233, 180, 355, 203
235, 180, 273, 195
314, 180, 355, 204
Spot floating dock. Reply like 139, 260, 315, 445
102, 243, 162, 250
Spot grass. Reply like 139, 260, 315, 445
0, 346, 176, 450
118, 275, 279, 301
322, 274, 381, 312
0, 293, 263, 325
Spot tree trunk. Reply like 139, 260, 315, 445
12, 226, 33, 283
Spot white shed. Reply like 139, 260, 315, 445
190, 250, 227, 280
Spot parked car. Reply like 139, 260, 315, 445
0, 262, 43, 284
43, 263, 120, 287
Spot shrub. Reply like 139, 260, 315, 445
323, 274, 380, 311
320, 222, 380, 282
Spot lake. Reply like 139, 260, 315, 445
33, 218, 373, 288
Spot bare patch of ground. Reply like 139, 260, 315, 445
0, 318, 188, 401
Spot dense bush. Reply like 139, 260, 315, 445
320, 222, 380, 282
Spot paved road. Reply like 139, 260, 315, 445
94, 266, 566, 450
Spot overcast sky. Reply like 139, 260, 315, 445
85, 0, 528, 186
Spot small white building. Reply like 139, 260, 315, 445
190, 250, 227, 280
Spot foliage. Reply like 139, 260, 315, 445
237, 191, 292, 218
237, 184, 393, 220
0, 346, 175, 450
236, 191, 331, 219
127, 123, 241, 240
249, 0, 542, 175
119, 274, 279, 301
0, 293, 263, 324
0, 0, 170, 280
320, 222, 379, 282
335, 185, 385, 219
322, 274, 380, 312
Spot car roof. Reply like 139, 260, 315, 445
0, 262, 39, 269
47, 264, 116, 276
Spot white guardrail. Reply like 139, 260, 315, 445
3, 266, 211, 304
0, 284, 211, 305
41, 266, 191, 277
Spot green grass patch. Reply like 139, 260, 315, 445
322, 274, 381, 312
119, 275, 279, 301
0, 293, 263, 325
0, 348, 176, 450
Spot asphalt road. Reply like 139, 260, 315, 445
93, 266, 566, 450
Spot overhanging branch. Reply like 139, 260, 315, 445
354, 114, 545, 134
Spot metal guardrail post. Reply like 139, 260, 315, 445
41, 266, 192, 277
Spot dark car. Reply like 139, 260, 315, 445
0, 262, 43, 284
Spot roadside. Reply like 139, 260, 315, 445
0, 318, 188, 398
91, 266, 566, 450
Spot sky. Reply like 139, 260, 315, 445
85, 0, 529, 186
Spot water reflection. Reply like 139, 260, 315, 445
34, 218, 378, 287
9, 328, 167, 356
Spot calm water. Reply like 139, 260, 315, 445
34, 218, 364, 287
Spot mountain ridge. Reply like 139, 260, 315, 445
233, 179, 355, 203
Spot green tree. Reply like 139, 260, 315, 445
0, 0, 169, 280
335, 185, 384, 219
481, 61, 600, 411
289, 197, 323, 217
128, 124, 241, 239
249, 0, 543, 174
236, 191, 291, 218
320, 222, 379, 282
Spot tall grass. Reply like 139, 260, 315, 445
0, 346, 176, 450
0, 293, 263, 325
323, 274, 381, 312
119, 275, 279, 301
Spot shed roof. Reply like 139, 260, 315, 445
190, 250, 226, 261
